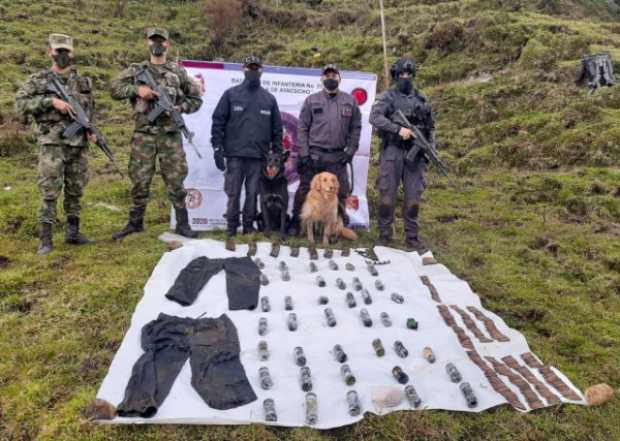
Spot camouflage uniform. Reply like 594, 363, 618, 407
110, 28, 202, 238
15, 33, 94, 255
16, 69, 93, 224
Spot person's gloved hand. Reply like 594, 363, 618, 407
213, 147, 226, 171
297, 155, 313, 173
341, 147, 355, 164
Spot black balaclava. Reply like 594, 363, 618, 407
53, 50, 72, 69
397, 78, 413, 95
245, 70, 261, 89
149, 41, 166, 57
323, 78, 339, 93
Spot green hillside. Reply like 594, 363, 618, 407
1, 1, 619, 440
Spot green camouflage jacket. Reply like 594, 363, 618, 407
110, 61, 202, 133
15, 68, 95, 147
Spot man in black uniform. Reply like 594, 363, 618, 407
369, 58, 436, 251
288, 64, 362, 236
211, 56, 283, 236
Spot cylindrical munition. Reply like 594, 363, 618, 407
333, 344, 347, 363
324, 248, 333, 258
345, 262, 355, 271
270, 241, 280, 258
446, 363, 462, 383
259, 273, 269, 286
260, 296, 271, 312
258, 317, 268, 336
392, 366, 409, 384
346, 390, 361, 416
225, 237, 235, 251
341, 247, 350, 257
258, 340, 270, 361
328, 260, 339, 270
380, 312, 392, 327
281, 269, 291, 281
361, 289, 373, 305
340, 363, 356, 386
316, 275, 326, 287
394, 340, 409, 358
290, 246, 300, 257
324, 308, 337, 327
247, 241, 257, 257
372, 338, 385, 357
305, 392, 318, 425
345, 292, 357, 308
309, 262, 318, 273
284, 295, 294, 311
318, 296, 329, 305
423, 346, 436, 363
263, 398, 277, 422
405, 385, 422, 408
335, 278, 346, 290
352, 277, 363, 291
294, 346, 307, 367
259, 366, 273, 390
287, 312, 298, 331
367, 262, 378, 276
374, 279, 385, 291
460, 382, 478, 408
406, 318, 418, 330
309, 245, 318, 260
254, 257, 265, 269
278, 260, 288, 271
300, 366, 313, 392
391, 292, 404, 304
360, 308, 372, 327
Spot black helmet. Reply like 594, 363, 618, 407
390, 58, 416, 79
243, 55, 263, 68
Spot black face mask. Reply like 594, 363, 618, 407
397, 78, 413, 95
53, 51, 72, 69
245, 70, 261, 89
150, 42, 166, 57
323, 79, 339, 93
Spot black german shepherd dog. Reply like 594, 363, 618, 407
258, 149, 290, 240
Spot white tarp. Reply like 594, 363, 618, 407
175, 61, 377, 231
96, 239, 585, 429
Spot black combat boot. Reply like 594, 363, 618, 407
242, 222, 255, 235
406, 236, 428, 254
65, 216, 92, 245
376, 230, 393, 247
112, 207, 145, 240
287, 216, 301, 237
174, 207, 198, 238
37, 222, 53, 256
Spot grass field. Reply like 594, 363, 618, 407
1, 1, 619, 440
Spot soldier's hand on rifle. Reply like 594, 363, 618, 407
137, 85, 159, 100
87, 133, 98, 144
398, 127, 415, 140
52, 97, 75, 116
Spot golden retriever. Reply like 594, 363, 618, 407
300, 171, 358, 245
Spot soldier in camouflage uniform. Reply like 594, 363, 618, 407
16, 33, 97, 256
110, 27, 202, 240
369, 58, 436, 251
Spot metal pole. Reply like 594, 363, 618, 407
379, 0, 390, 89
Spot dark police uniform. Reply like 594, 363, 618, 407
369, 85, 435, 247
211, 73, 283, 234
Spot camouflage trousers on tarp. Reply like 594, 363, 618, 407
37, 143, 89, 224
128, 130, 188, 211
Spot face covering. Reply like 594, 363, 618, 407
53, 51, 72, 69
245, 70, 261, 88
397, 78, 412, 95
323, 79, 339, 93
150, 42, 166, 57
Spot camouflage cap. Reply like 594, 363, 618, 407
322, 63, 340, 75
48, 33, 73, 51
146, 27, 169, 40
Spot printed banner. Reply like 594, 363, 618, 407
175, 61, 378, 231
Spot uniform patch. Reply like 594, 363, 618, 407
233, 105, 244, 112
260, 109, 271, 116
342, 104, 353, 117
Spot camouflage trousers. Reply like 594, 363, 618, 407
37, 143, 89, 224
128, 130, 188, 211
376, 144, 427, 241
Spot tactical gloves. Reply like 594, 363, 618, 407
214, 146, 226, 171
